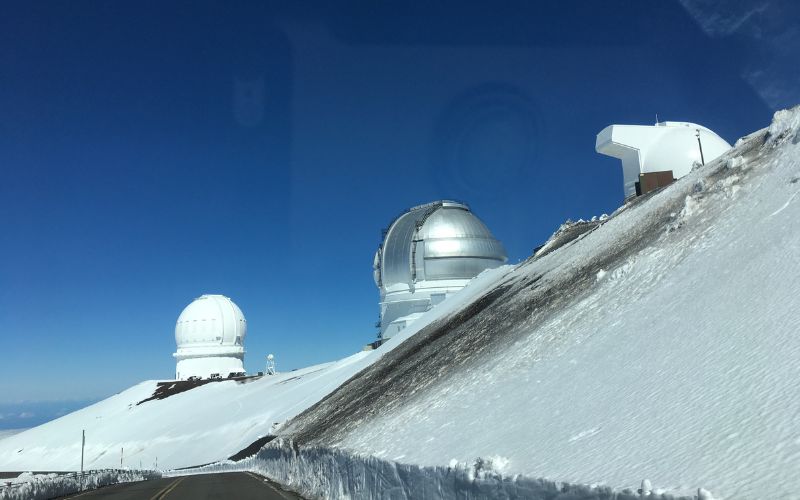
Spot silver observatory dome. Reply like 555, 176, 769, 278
373, 201, 507, 339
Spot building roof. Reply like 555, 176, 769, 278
374, 201, 506, 291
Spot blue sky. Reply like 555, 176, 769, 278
0, 1, 795, 424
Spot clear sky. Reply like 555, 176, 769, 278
1, 1, 796, 425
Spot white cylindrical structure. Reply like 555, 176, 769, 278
596, 121, 732, 198
374, 200, 507, 340
173, 294, 247, 380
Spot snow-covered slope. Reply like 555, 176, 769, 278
0, 266, 511, 472
276, 108, 800, 498
0, 430, 26, 442
0, 356, 375, 471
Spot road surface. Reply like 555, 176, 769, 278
61, 472, 302, 499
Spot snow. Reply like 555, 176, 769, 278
0, 358, 366, 471
3, 106, 800, 499
0, 469, 160, 500
277, 107, 800, 498
768, 108, 800, 144
169, 440, 684, 500
0, 430, 26, 442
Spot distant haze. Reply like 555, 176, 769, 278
0, 400, 98, 430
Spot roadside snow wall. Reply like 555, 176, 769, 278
175, 440, 701, 500
0, 469, 161, 500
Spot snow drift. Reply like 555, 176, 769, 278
175, 439, 696, 500
0, 469, 160, 500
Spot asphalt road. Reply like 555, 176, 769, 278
61, 472, 302, 499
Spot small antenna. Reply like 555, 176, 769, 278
695, 129, 706, 166
655, 113, 659, 125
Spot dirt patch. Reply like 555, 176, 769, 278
534, 219, 603, 258
136, 380, 214, 405
228, 435, 277, 461
136, 375, 262, 405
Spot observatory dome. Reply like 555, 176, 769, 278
373, 201, 506, 339
596, 121, 732, 198
175, 294, 246, 347
173, 294, 247, 380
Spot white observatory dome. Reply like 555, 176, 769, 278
373, 201, 507, 340
596, 121, 732, 198
173, 294, 247, 380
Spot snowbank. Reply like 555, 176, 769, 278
173, 440, 698, 500
0, 469, 160, 500
767, 107, 800, 145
